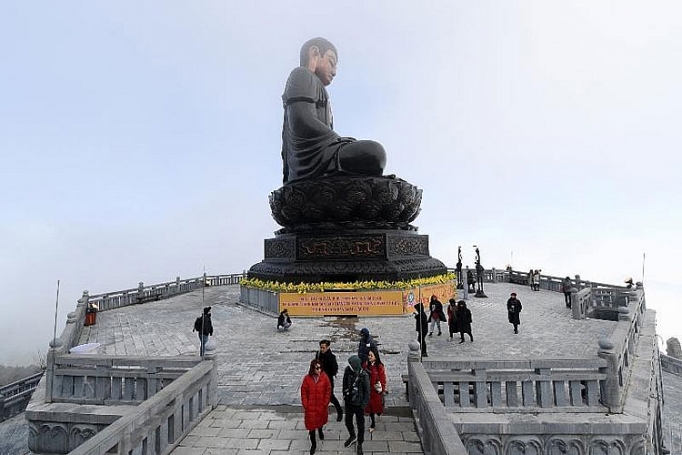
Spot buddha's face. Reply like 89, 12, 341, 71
314, 49, 337, 86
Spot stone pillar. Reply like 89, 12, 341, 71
45, 338, 64, 403
597, 338, 621, 410
491, 268, 497, 283
137, 282, 144, 303
204, 340, 218, 409
574, 274, 582, 289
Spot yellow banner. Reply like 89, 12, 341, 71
416, 282, 456, 308
280, 291, 404, 316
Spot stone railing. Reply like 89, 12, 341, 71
27, 355, 217, 454
0, 371, 43, 422
660, 354, 682, 376
239, 286, 281, 315
89, 273, 245, 312
67, 361, 215, 455
45, 355, 201, 404
420, 357, 607, 411
596, 288, 646, 412
406, 343, 468, 455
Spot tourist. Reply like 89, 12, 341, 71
277, 308, 292, 331
192, 306, 213, 357
467, 268, 476, 293
528, 269, 534, 288
562, 276, 573, 308
507, 292, 523, 334
428, 294, 445, 336
315, 339, 343, 422
532, 270, 541, 291
301, 359, 331, 455
456, 300, 473, 343
414, 303, 429, 357
363, 347, 387, 434
446, 298, 459, 341
357, 328, 376, 364
342, 355, 370, 455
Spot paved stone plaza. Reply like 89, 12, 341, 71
76, 282, 625, 455
2, 282, 679, 454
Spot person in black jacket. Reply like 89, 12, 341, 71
456, 300, 473, 343
427, 295, 446, 336
507, 293, 522, 334
193, 306, 214, 357
277, 309, 292, 331
342, 355, 370, 455
316, 339, 343, 422
357, 328, 377, 364
414, 303, 429, 357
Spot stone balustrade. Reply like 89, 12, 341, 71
27, 359, 216, 455
47, 355, 201, 405
661, 354, 682, 376
421, 358, 607, 411
89, 273, 245, 312
0, 372, 43, 423
406, 343, 468, 455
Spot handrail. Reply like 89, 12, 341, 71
66, 361, 215, 455
0, 371, 44, 422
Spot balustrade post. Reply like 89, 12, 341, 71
491, 268, 497, 283
137, 282, 144, 303
597, 338, 621, 410
574, 274, 582, 289
45, 338, 63, 403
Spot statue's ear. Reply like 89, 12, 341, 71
305, 45, 321, 71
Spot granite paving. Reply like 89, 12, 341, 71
69, 282, 682, 454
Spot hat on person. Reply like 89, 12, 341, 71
203, 306, 212, 314
348, 355, 362, 372
510, 292, 516, 296
360, 328, 369, 337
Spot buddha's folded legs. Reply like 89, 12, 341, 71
336, 140, 386, 176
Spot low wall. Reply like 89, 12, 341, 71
0, 372, 43, 423
406, 344, 467, 455
421, 358, 607, 411
27, 357, 217, 454
661, 354, 682, 376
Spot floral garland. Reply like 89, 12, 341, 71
240, 272, 456, 294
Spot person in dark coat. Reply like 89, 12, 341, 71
456, 300, 473, 343
446, 298, 459, 341
467, 268, 476, 293
427, 295, 446, 336
315, 339, 343, 422
362, 346, 387, 433
414, 303, 429, 357
562, 276, 573, 308
342, 355, 370, 455
301, 359, 331, 455
193, 306, 213, 357
507, 292, 522, 334
277, 308, 292, 331
357, 328, 376, 364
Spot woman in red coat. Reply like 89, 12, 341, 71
301, 359, 331, 455
363, 347, 388, 433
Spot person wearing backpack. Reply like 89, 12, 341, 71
342, 355, 370, 455
193, 306, 213, 357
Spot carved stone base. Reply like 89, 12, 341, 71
248, 230, 447, 283
269, 176, 422, 234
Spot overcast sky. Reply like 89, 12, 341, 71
1, 1, 680, 365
